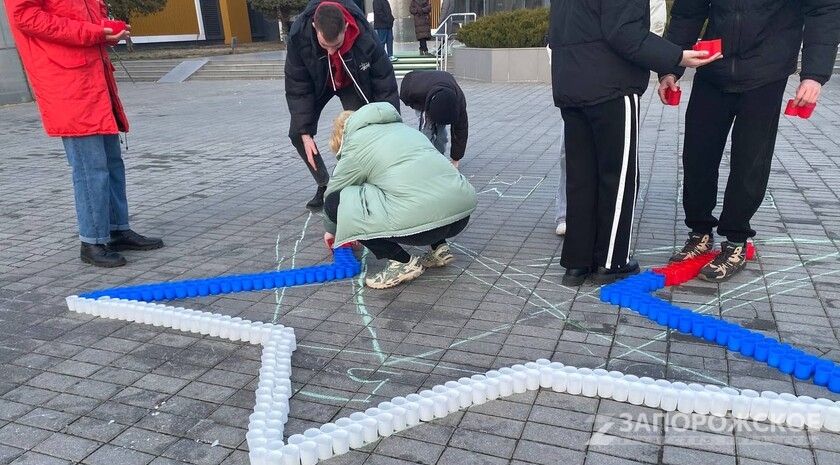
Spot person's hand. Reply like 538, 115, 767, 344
301, 134, 319, 170
658, 74, 678, 105
793, 79, 821, 106
105, 24, 131, 43
451, 159, 459, 169
323, 231, 335, 249
679, 50, 721, 68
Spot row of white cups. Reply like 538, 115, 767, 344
65, 296, 294, 346
63, 295, 840, 465
246, 359, 840, 465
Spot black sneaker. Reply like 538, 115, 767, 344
592, 259, 640, 285
306, 186, 327, 210
108, 230, 164, 251
81, 243, 127, 267
699, 241, 746, 282
670, 232, 714, 262
562, 267, 592, 286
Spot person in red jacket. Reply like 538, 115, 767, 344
5, 0, 163, 267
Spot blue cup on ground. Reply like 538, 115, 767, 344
230, 278, 243, 292
175, 285, 187, 299
185, 284, 198, 298
753, 341, 772, 362
163, 286, 176, 300
128, 290, 142, 301
252, 277, 264, 291
739, 334, 760, 357
678, 315, 693, 333
814, 361, 835, 386
141, 287, 154, 302
241, 276, 253, 291
702, 320, 718, 342
305, 270, 316, 284
779, 350, 804, 375
714, 325, 732, 346
647, 303, 660, 321
726, 329, 746, 352
197, 281, 210, 297
599, 288, 611, 303
326, 267, 336, 280
793, 355, 819, 380
767, 344, 790, 368
220, 279, 232, 294
668, 309, 681, 329
347, 265, 358, 277
656, 307, 670, 326
283, 273, 295, 287
208, 281, 221, 295
638, 298, 650, 316
262, 275, 274, 288
619, 290, 633, 308
691, 316, 706, 338
827, 368, 840, 393
316, 269, 326, 282
295, 271, 306, 285
335, 267, 346, 280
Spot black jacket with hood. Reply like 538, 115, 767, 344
284, 0, 400, 137
399, 70, 469, 161
664, 0, 840, 92
549, 0, 683, 108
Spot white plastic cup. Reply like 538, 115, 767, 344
566, 373, 583, 395
823, 406, 840, 432
659, 387, 679, 412
330, 429, 350, 455
298, 440, 319, 465
313, 433, 333, 460
432, 395, 449, 418
539, 367, 555, 388
378, 412, 394, 436
552, 370, 568, 393
287, 433, 306, 445
418, 398, 435, 421
581, 374, 598, 397
512, 372, 528, 393
445, 390, 460, 413
612, 379, 629, 402
498, 375, 514, 397
485, 378, 501, 401
360, 417, 378, 443
525, 369, 541, 390
249, 447, 269, 465
390, 406, 407, 432
404, 402, 421, 427
458, 385, 473, 408
732, 389, 758, 420
471, 382, 488, 405
344, 423, 364, 448
627, 381, 646, 405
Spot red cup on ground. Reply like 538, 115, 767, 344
665, 87, 681, 106
784, 99, 799, 116
101, 19, 127, 35
693, 39, 722, 56
798, 102, 816, 119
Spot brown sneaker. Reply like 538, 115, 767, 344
365, 256, 425, 289
670, 232, 714, 262
699, 242, 747, 282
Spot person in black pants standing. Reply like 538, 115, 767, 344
549, 0, 719, 286
661, 0, 840, 282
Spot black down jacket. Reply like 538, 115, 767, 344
665, 0, 840, 92
549, 0, 684, 108
284, 0, 400, 137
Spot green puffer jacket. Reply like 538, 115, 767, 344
324, 102, 477, 245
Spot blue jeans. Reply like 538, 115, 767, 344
376, 28, 394, 57
62, 135, 130, 244
417, 110, 448, 155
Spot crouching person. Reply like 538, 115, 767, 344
322, 103, 477, 289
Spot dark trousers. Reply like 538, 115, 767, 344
324, 191, 470, 260
560, 94, 639, 270
682, 78, 786, 243
419, 39, 428, 52
290, 86, 367, 187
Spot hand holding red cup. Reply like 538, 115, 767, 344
693, 39, 722, 56
664, 86, 681, 106
102, 19, 127, 35
784, 99, 817, 119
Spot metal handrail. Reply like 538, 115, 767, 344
432, 12, 477, 72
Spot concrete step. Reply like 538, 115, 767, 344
113, 59, 180, 82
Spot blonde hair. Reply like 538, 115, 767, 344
329, 110, 354, 155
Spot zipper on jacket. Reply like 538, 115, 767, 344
731, 1, 741, 82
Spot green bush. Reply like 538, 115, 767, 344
457, 8, 549, 48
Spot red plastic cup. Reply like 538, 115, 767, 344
693, 39, 722, 56
665, 87, 681, 106
101, 19, 127, 35
784, 99, 799, 116
798, 102, 816, 119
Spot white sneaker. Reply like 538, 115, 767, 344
365, 256, 424, 289
389, 56, 398, 62
555, 222, 566, 236
419, 244, 455, 268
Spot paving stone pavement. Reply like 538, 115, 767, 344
1, 74, 839, 465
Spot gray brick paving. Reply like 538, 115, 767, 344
1, 75, 839, 464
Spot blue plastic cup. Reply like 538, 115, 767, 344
656, 307, 671, 326
252, 277, 264, 291
726, 329, 746, 352
767, 344, 788, 368
185, 284, 198, 298
174, 286, 187, 299
599, 288, 611, 303
702, 320, 718, 342
638, 298, 650, 316
779, 350, 804, 375
220, 279, 232, 294
315, 269, 327, 282
814, 361, 835, 386
151, 288, 165, 301
335, 267, 346, 280
678, 315, 693, 333
347, 265, 358, 276
827, 368, 840, 394
241, 276, 253, 291
197, 281, 210, 297
647, 303, 660, 321
793, 355, 819, 380
305, 270, 316, 284
295, 271, 306, 285
668, 310, 681, 329
208, 281, 221, 295
714, 325, 731, 346
753, 341, 772, 362
141, 287, 154, 302
283, 273, 294, 287
739, 334, 760, 357
691, 317, 705, 338
230, 278, 243, 292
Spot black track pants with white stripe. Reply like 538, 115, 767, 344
559, 94, 639, 270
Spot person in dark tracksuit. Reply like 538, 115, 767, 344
284, 0, 399, 210
550, 0, 719, 286
661, 0, 840, 282
399, 70, 468, 168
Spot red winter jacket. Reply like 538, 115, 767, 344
5, 0, 129, 137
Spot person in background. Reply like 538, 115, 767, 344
5, 0, 164, 268
661, 0, 840, 282
284, 0, 399, 209
322, 103, 477, 289
550, 0, 719, 286
372, 0, 397, 62
399, 70, 468, 168
410, 0, 433, 56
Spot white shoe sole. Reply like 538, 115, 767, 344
365, 267, 424, 289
